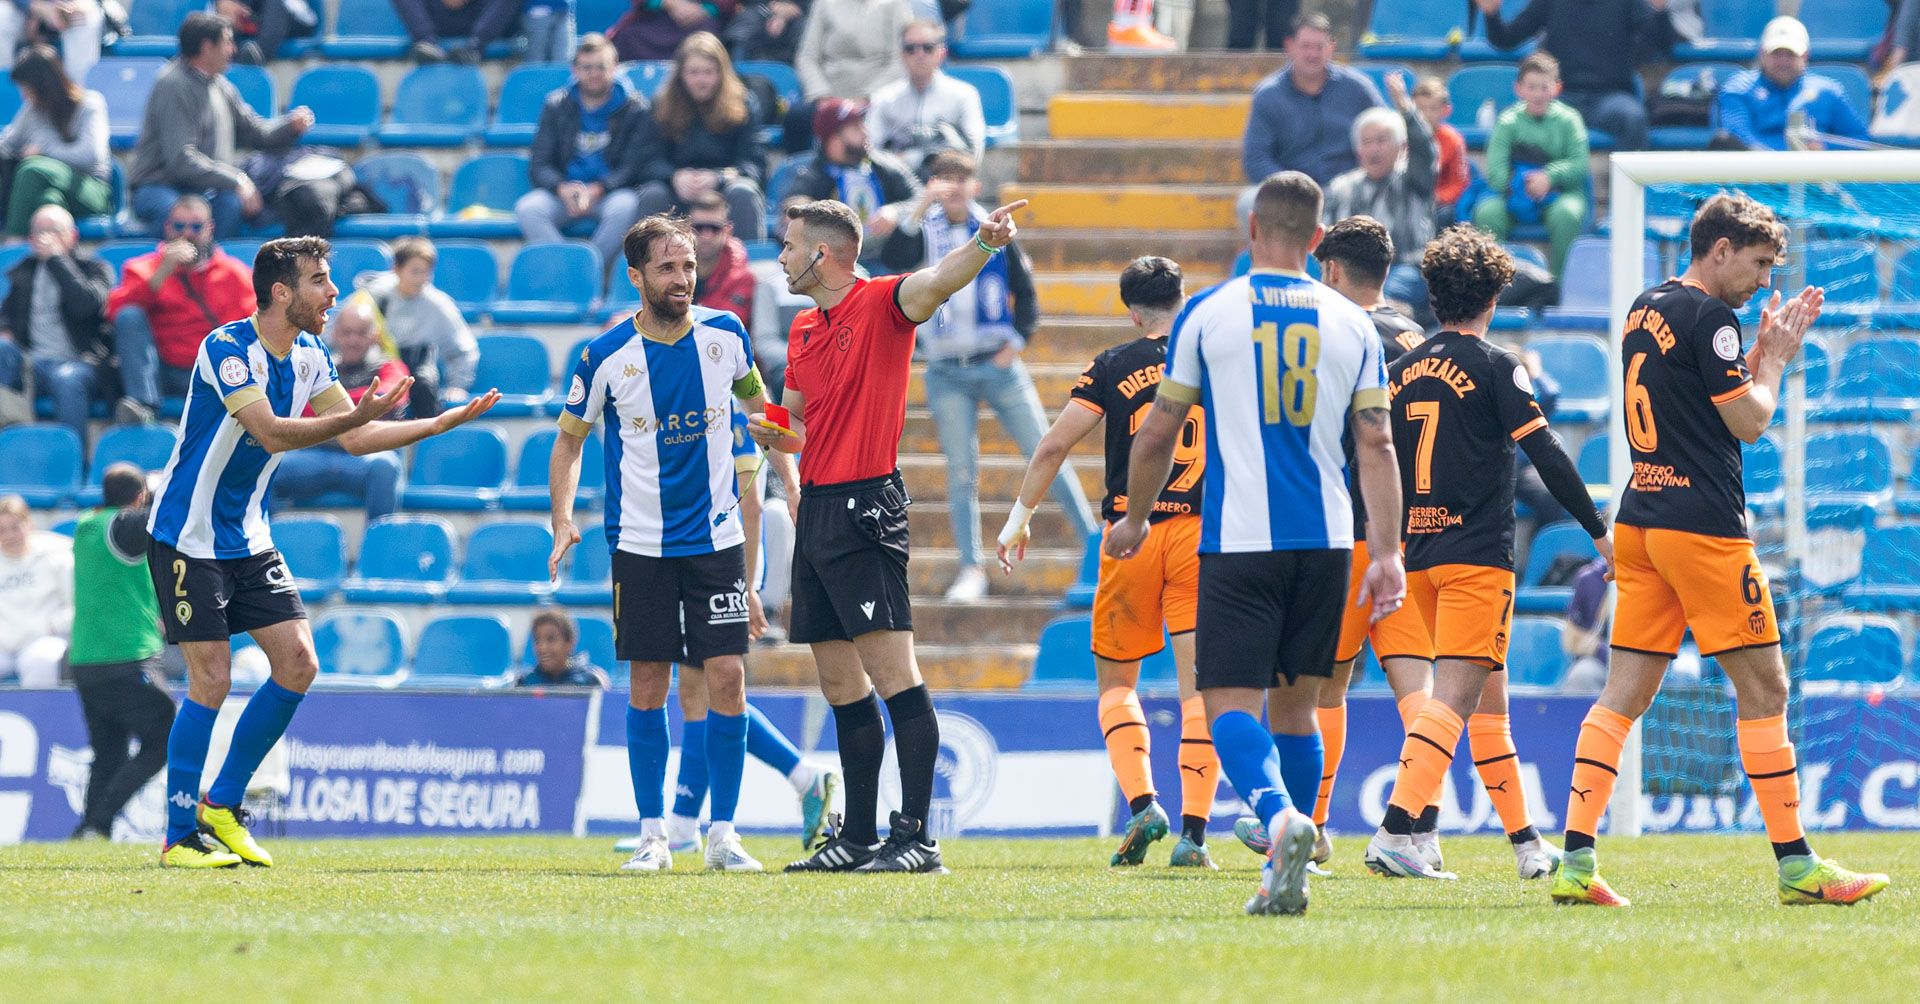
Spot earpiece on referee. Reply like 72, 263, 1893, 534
811, 250, 824, 263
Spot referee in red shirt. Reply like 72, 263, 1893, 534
751, 196, 1027, 873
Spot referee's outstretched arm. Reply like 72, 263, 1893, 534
895, 199, 1030, 322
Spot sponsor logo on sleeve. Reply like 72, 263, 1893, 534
219, 356, 249, 388
1712, 325, 1741, 362
1512, 364, 1534, 395
567, 375, 587, 407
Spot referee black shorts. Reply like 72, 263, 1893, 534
1195, 548, 1352, 691
790, 472, 913, 644
149, 540, 306, 644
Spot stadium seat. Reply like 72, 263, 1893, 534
1804, 431, 1892, 528
946, 65, 1018, 147
446, 523, 556, 604
0, 244, 27, 300
311, 608, 410, 687
113, 0, 198, 57
1028, 615, 1094, 689
273, 515, 346, 602
379, 65, 488, 147
1516, 520, 1598, 613
1890, 246, 1920, 303
520, 614, 617, 673
328, 239, 394, 291
1799, 239, 1877, 324
491, 243, 600, 324
737, 59, 801, 145
1446, 64, 1518, 148
89, 58, 165, 151
1354, 62, 1416, 99
504, 428, 605, 511
326, 0, 411, 59
409, 615, 515, 688
623, 61, 671, 101
76, 425, 177, 507
1801, 9, 1885, 63
1674, 0, 1772, 61
333, 152, 438, 239
431, 155, 531, 239
1542, 237, 1664, 329
1529, 334, 1608, 423
950, 0, 1054, 58
472, 333, 555, 417
1845, 525, 1920, 609
1457, 0, 1536, 62
1648, 63, 1744, 150
1575, 433, 1608, 486
1506, 616, 1567, 688
96, 239, 153, 281
1810, 64, 1875, 124
1744, 434, 1783, 515
0, 79, 18, 128
577, 0, 629, 37
341, 515, 458, 603
286, 66, 380, 148
1061, 529, 1100, 608
596, 273, 640, 322
401, 425, 509, 510
487, 63, 572, 147
1803, 617, 1904, 684
1897, 446, 1920, 518
226, 64, 275, 119
0, 424, 81, 507
554, 525, 613, 605
1825, 337, 1920, 421
1360, 0, 1462, 60
73, 161, 128, 241
425, 239, 499, 320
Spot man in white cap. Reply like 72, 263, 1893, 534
1717, 16, 1872, 151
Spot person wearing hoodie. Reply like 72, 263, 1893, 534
0, 494, 72, 687
515, 33, 654, 290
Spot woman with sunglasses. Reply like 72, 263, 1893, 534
634, 31, 770, 240
0, 44, 109, 237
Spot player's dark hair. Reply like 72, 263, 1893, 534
253, 236, 333, 308
1118, 256, 1183, 313
624, 214, 696, 271
1518, 52, 1561, 82
1290, 11, 1333, 37
531, 607, 577, 644
1252, 171, 1323, 245
785, 199, 862, 258
1688, 192, 1786, 262
179, 11, 230, 60
101, 463, 146, 508
1314, 215, 1394, 287
1420, 224, 1515, 326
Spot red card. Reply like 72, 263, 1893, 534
765, 403, 791, 429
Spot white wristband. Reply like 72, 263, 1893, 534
997, 500, 1036, 548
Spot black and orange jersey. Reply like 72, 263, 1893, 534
1348, 304, 1427, 531
1616, 279, 1753, 539
1069, 334, 1205, 524
1386, 330, 1548, 572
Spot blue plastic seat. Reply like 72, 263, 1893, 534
0, 425, 81, 507
311, 608, 409, 686
1826, 337, 1920, 421
1803, 618, 1904, 684
401, 425, 508, 510
1027, 615, 1094, 690
737, 58, 799, 144
77, 425, 176, 506
1576, 433, 1608, 485
0, 244, 27, 300
487, 63, 572, 147
1447, 64, 1518, 147
1360, 0, 1462, 60
1648, 63, 1744, 150
1744, 435, 1783, 515
471, 333, 555, 417
491, 242, 599, 324
326, 0, 411, 59
273, 515, 346, 602
1674, 0, 1772, 61
89, 58, 165, 151
74, 161, 126, 240
341, 515, 458, 603
1892, 246, 1920, 303
333, 152, 438, 239
505, 428, 605, 511
951, 0, 1053, 58
945, 65, 1018, 147
1529, 334, 1608, 422
410, 615, 514, 687
1804, 431, 1893, 521
225, 64, 275, 119
431, 154, 531, 239
1810, 64, 1874, 124
446, 523, 556, 604
0, 79, 19, 127
1506, 616, 1567, 688
1354, 62, 1416, 99
328, 239, 394, 291
1798, 239, 1877, 324
113, 0, 199, 57
379, 65, 488, 147
96, 239, 153, 281
520, 613, 617, 673
1516, 520, 1598, 614
1061, 529, 1100, 608
577, 0, 629, 35
424, 239, 498, 320
1846, 526, 1920, 610
287, 65, 380, 148
220, 240, 264, 271
1542, 237, 1663, 329
553, 525, 613, 605
623, 61, 671, 101
1801, 9, 1885, 62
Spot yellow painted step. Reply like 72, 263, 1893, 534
1048, 93, 1251, 142
1026, 271, 1226, 317
1001, 183, 1243, 232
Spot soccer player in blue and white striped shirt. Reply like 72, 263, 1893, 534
152, 237, 500, 869
548, 216, 798, 874
1107, 173, 1408, 915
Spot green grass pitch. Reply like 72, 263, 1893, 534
4, 832, 1913, 999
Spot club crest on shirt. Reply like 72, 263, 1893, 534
835, 326, 853, 351
706, 341, 724, 362
218, 356, 249, 387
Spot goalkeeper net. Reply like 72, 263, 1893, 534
1608, 153, 1920, 835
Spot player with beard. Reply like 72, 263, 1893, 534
550, 216, 798, 874
151, 237, 500, 868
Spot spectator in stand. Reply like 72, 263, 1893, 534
1719, 17, 1872, 152
1561, 555, 1610, 692
1224, 0, 1297, 51
728, 0, 808, 64
866, 18, 985, 174
1323, 73, 1435, 326
1472, 0, 1673, 151
0, 0, 103, 83
0, 206, 114, 441
1239, 13, 1382, 223
106, 195, 255, 422
516, 33, 651, 290
0, 45, 108, 236
128, 13, 313, 238
395, 0, 522, 64
634, 31, 768, 240
1884, 0, 1920, 77
215, 0, 321, 65
273, 299, 405, 519
355, 237, 479, 418
785, 0, 910, 153
1473, 53, 1590, 277
786, 97, 919, 270
690, 190, 756, 331
0, 494, 71, 687
874, 150, 1096, 602
610, 0, 737, 62
516, 608, 613, 688
1411, 75, 1469, 228
523, 0, 578, 62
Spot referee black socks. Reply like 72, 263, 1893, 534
886, 685, 940, 837
832, 691, 886, 846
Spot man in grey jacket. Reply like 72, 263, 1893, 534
128, 12, 312, 238
1323, 73, 1437, 326
865, 19, 986, 175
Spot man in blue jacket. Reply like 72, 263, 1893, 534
1717, 17, 1871, 151
1238, 13, 1382, 228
